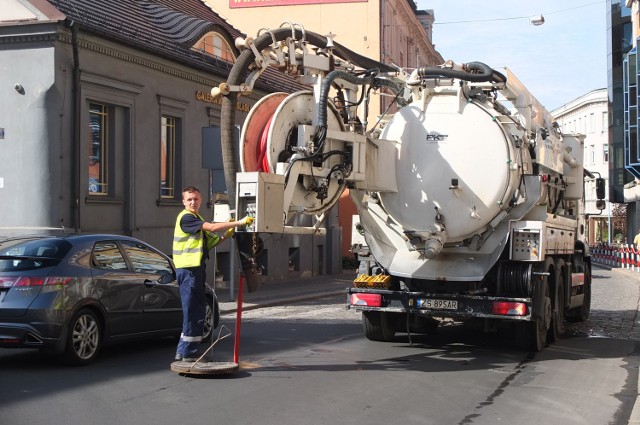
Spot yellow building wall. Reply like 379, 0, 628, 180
211, 0, 385, 127
211, 1, 381, 63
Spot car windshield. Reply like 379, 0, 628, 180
0, 238, 72, 271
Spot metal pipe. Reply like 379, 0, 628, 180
282, 226, 326, 235
70, 20, 81, 231
233, 274, 244, 364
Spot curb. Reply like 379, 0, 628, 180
219, 289, 347, 315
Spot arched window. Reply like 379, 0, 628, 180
193, 31, 235, 63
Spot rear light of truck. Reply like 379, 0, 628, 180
350, 293, 383, 307
492, 301, 527, 316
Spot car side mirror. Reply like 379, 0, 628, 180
158, 272, 176, 285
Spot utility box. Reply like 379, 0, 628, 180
236, 172, 285, 233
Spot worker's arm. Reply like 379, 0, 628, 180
201, 216, 253, 233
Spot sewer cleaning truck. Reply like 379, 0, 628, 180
217, 24, 599, 351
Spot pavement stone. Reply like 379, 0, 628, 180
568, 264, 640, 341
594, 266, 640, 424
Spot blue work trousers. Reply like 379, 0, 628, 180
176, 266, 206, 357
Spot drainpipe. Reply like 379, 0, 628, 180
70, 20, 81, 232
380, 0, 385, 63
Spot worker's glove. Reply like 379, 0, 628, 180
222, 218, 235, 239
241, 216, 255, 226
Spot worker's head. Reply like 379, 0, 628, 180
182, 186, 202, 214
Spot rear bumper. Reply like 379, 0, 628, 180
347, 288, 533, 321
0, 322, 63, 350
0, 311, 66, 351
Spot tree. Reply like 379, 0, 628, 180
611, 203, 627, 243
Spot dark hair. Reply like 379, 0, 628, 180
182, 186, 200, 194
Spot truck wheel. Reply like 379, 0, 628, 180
567, 263, 591, 322
548, 260, 566, 342
362, 311, 396, 342
515, 280, 550, 352
62, 308, 102, 366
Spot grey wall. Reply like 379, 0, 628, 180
0, 26, 71, 233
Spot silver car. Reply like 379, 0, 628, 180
0, 234, 218, 365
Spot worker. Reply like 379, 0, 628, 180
634, 230, 640, 247
173, 185, 253, 362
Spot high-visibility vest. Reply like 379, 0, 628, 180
172, 210, 220, 268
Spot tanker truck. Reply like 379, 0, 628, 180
216, 24, 599, 352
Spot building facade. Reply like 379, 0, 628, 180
552, 89, 610, 243
607, 1, 635, 240
0, 0, 340, 294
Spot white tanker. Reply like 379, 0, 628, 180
218, 25, 600, 351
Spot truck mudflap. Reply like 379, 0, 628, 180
347, 288, 533, 321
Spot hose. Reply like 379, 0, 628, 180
317, 70, 373, 130
416, 61, 507, 83
316, 69, 405, 148
222, 28, 396, 209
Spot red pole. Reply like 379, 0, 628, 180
233, 274, 244, 364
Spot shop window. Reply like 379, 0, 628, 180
161, 115, 181, 199
193, 32, 235, 63
88, 103, 109, 195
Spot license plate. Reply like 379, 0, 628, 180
418, 298, 458, 310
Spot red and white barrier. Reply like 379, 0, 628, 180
589, 243, 640, 272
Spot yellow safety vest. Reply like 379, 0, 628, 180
172, 210, 220, 268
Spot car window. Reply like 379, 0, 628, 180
92, 242, 129, 270
120, 241, 173, 275
0, 238, 71, 271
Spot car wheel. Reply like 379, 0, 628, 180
63, 308, 102, 366
203, 296, 219, 342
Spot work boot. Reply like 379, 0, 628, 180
175, 352, 211, 362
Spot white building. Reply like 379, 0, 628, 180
552, 88, 609, 243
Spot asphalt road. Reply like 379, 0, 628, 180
0, 267, 639, 425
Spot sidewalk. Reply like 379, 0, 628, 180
217, 272, 357, 315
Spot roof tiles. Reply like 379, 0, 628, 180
43, 0, 303, 93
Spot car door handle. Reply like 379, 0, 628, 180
143, 279, 155, 287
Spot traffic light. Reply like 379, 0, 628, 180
596, 177, 606, 200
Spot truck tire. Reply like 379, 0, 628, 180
547, 259, 566, 342
362, 311, 397, 342
515, 278, 550, 352
567, 262, 591, 322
